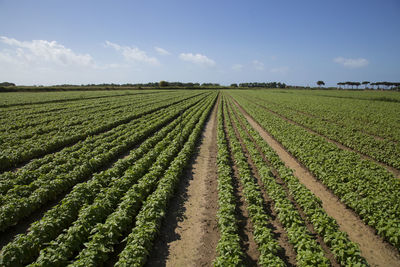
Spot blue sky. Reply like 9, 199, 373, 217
0, 0, 399, 86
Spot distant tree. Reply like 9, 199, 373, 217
230, 83, 238, 88
345, 81, 355, 89
337, 82, 343, 89
354, 82, 361, 89
0, 82, 15, 87
277, 82, 286, 88
316, 81, 325, 87
159, 80, 169, 87
362, 81, 370, 89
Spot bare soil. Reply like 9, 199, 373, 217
232, 99, 400, 267
146, 98, 219, 267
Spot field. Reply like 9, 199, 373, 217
0, 89, 399, 266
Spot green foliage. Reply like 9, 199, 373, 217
0, 92, 215, 266
224, 98, 329, 266
230, 90, 400, 251
228, 97, 368, 266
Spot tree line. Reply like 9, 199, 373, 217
233, 82, 286, 88
315, 80, 399, 90
337, 81, 400, 90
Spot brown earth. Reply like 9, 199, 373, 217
232, 98, 400, 267
146, 97, 219, 267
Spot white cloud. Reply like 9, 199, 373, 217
270, 66, 289, 74
252, 60, 264, 70
0, 36, 95, 67
334, 57, 369, 68
232, 64, 243, 71
179, 53, 215, 66
105, 41, 159, 65
154, 46, 171, 56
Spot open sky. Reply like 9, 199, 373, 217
0, 0, 399, 86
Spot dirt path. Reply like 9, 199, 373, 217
232, 99, 400, 267
147, 97, 219, 267
241, 97, 400, 178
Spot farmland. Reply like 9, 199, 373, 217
0, 89, 399, 266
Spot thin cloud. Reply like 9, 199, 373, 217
154, 46, 171, 56
232, 64, 243, 71
0, 36, 95, 67
334, 57, 369, 68
105, 41, 159, 65
252, 60, 264, 70
270, 66, 289, 74
179, 53, 215, 66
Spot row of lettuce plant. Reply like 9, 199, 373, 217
1, 92, 155, 133
231, 94, 400, 250
239, 94, 399, 170
1, 92, 181, 147
0, 108, 164, 195
27, 93, 216, 266
223, 98, 287, 265
0, 94, 212, 267
0, 94, 210, 232
0, 90, 167, 127
224, 98, 330, 266
213, 97, 244, 266
0, 94, 162, 153
0, 92, 205, 171
68, 93, 217, 266
0, 90, 144, 108
0, 93, 208, 194
228, 98, 369, 266
0, 102, 186, 198
238, 90, 400, 144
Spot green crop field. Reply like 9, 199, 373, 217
0, 89, 399, 266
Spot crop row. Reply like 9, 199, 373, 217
1, 91, 184, 132
0, 93, 178, 169
111, 92, 216, 267
0, 93, 210, 231
227, 97, 368, 266
223, 97, 330, 266
213, 97, 244, 266
223, 99, 289, 266
0, 90, 154, 108
0, 93, 215, 266
239, 93, 400, 169
27, 93, 217, 266
238, 90, 400, 143
1, 91, 159, 133
0, 96, 195, 195
0, 95, 167, 160
0, 92, 204, 171
231, 93, 400, 250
